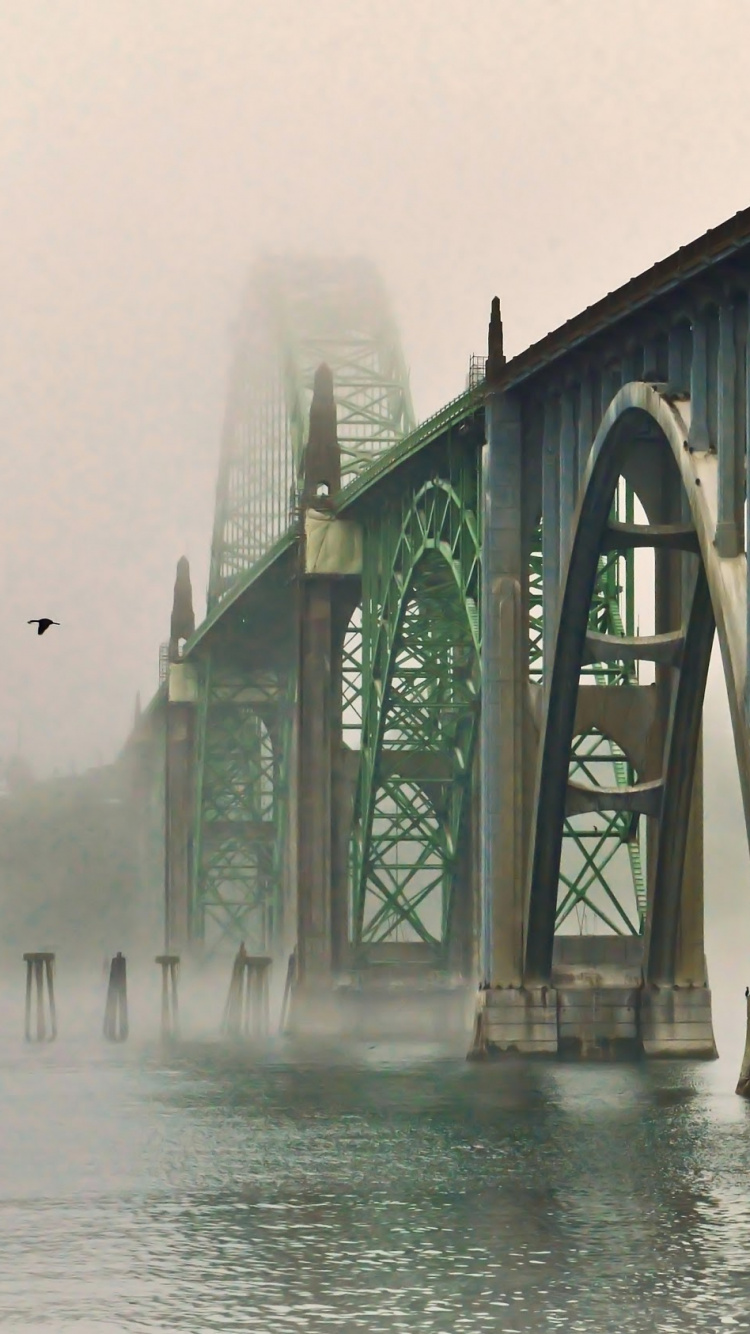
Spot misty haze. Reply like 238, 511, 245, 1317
2, 3, 750, 1332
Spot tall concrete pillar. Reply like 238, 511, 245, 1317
471, 301, 557, 1056
291, 366, 362, 1026
164, 557, 197, 952
296, 577, 335, 985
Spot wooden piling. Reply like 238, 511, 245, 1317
737, 990, 750, 1096
278, 949, 297, 1035
23, 953, 57, 1042
222, 943, 272, 1040
103, 953, 129, 1042
155, 955, 180, 1039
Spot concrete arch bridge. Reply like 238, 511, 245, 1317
128, 213, 750, 1056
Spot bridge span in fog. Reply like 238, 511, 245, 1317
124, 210, 750, 1060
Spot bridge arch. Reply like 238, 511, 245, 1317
525, 380, 750, 985
350, 476, 480, 964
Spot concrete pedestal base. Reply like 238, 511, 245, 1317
640, 986, 717, 1058
558, 985, 640, 1059
468, 986, 558, 1057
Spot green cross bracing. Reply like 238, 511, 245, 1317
191, 667, 294, 952
207, 257, 416, 610
529, 481, 647, 938
349, 449, 481, 964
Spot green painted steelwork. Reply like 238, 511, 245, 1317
350, 448, 481, 963
529, 482, 646, 936
208, 257, 415, 611
191, 665, 295, 952
192, 258, 415, 953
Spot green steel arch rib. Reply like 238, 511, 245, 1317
207, 256, 415, 610
350, 453, 481, 963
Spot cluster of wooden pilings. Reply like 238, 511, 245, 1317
19, 947, 283, 1046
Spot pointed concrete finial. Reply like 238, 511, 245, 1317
485, 296, 506, 385
302, 362, 340, 506
169, 556, 195, 657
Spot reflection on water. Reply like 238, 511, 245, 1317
2, 1007, 750, 1334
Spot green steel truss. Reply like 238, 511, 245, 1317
207, 257, 415, 610
350, 449, 481, 963
191, 665, 294, 953
529, 483, 647, 936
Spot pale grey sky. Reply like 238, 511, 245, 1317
2, 0, 750, 778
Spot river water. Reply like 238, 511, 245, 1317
1, 969, 750, 1334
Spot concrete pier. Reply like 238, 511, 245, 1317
640, 985, 717, 1058
468, 937, 717, 1060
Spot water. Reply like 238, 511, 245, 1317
2, 975, 750, 1334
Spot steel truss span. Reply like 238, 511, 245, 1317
192, 257, 415, 954
208, 256, 415, 609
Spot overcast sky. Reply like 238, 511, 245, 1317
3, 0, 750, 785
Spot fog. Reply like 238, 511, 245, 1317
0, 0, 749, 1005
2, 0, 750, 777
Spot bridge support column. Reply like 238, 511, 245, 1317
292, 575, 338, 1026
287, 363, 362, 1035
165, 670, 197, 952
470, 303, 557, 1058
164, 557, 197, 954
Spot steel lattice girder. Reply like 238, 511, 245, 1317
207, 258, 415, 609
528, 484, 646, 936
350, 445, 481, 961
191, 665, 294, 954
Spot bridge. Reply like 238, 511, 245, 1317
126, 208, 750, 1058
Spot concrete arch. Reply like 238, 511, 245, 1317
525, 381, 750, 985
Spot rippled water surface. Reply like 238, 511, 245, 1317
2, 992, 750, 1333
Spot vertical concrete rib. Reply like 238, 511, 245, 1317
577, 374, 594, 489
668, 322, 689, 393
689, 311, 711, 451
481, 379, 524, 988
542, 398, 560, 685
716, 297, 741, 557
559, 389, 577, 577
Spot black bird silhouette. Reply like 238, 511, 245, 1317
745, 986, 749, 999
28, 618, 59, 636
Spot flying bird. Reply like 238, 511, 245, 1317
28, 619, 60, 636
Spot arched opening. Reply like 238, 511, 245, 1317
352, 552, 479, 962
529, 474, 652, 940
526, 383, 745, 988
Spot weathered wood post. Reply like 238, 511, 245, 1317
155, 954, 180, 1038
222, 943, 272, 1039
23, 953, 57, 1042
737, 989, 750, 1097
278, 948, 297, 1034
103, 953, 129, 1042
